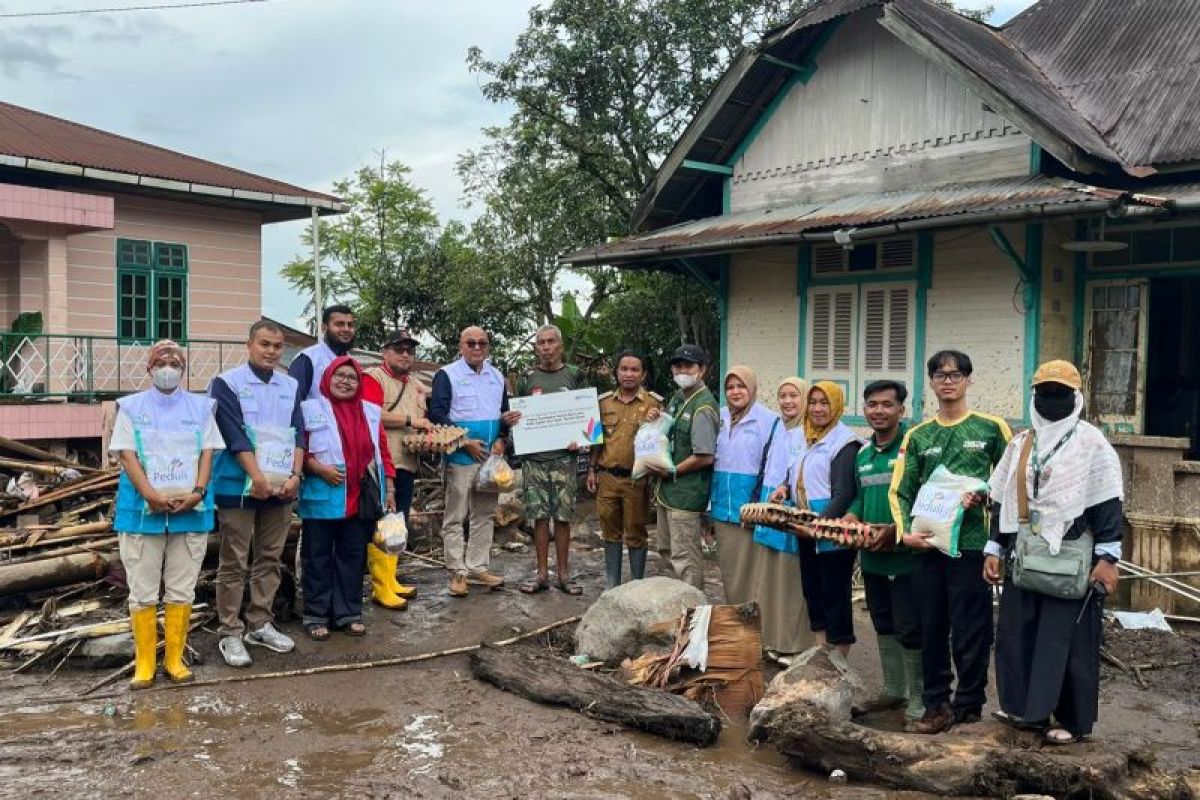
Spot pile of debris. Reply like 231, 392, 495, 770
0, 437, 118, 599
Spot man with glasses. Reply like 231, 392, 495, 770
889, 350, 1011, 734
429, 326, 521, 597
362, 330, 430, 609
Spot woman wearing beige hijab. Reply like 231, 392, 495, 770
751, 377, 816, 662
709, 366, 780, 605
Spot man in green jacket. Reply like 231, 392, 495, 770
645, 345, 719, 591
889, 350, 1011, 734
847, 379, 922, 728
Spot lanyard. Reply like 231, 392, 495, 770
1031, 422, 1078, 499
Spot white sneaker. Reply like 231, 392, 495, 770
219, 635, 252, 668
245, 622, 295, 654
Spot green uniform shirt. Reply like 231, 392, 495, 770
514, 363, 589, 462
888, 411, 1012, 552
850, 424, 912, 576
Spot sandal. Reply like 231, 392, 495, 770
1044, 728, 1080, 745
555, 577, 583, 596
305, 624, 330, 641
341, 621, 366, 637
520, 576, 550, 594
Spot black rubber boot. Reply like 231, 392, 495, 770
604, 541, 623, 589
628, 546, 647, 580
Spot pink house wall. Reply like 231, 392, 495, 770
0, 403, 104, 440
64, 192, 264, 339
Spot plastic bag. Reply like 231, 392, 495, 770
373, 512, 409, 555
474, 454, 516, 493
631, 414, 675, 480
909, 465, 990, 557
247, 424, 295, 493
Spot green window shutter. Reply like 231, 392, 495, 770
156, 273, 187, 342
118, 270, 151, 341
117, 238, 153, 269
154, 242, 188, 272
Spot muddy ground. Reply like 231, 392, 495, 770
2, 514, 1198, 799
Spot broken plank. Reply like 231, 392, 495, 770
469, 645, 721, 746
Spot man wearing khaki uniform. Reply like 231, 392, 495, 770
362, 330, 430, 609
587, 351, 661, 588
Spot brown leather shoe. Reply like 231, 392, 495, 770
449, 572, 469, 597
909, 703, 953, 734
467, 569, 505, 589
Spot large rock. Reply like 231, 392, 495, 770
75, 632, 134, 669
574, 576, 706, 665
747, 646, 866, 740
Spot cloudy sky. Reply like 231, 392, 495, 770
3, 0, 1033, 328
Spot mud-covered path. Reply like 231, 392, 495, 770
1, 537, 1196, 799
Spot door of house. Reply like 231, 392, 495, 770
1082, 279, 1149, 433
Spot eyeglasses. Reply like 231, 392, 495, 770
463, 339, 490, 349
332, 374, 360, 384
930, 371, 966, 385
392, 346, 416, 355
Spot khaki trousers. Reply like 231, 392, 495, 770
442, 463, 497, 574
657, 504, 705, 591
119, 532, 207, 612
216, 503, 293, 636
596, 472, 650, 548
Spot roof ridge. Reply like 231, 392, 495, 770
0, 100, 334, 200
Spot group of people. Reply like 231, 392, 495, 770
111, 308, 1125, 747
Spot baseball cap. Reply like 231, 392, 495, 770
1032, 360, 1082, 390
383, 330, 419, 349
668, 344, 707, 366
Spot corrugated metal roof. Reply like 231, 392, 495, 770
565, 176, 1128, 265
1002, 0, 1200, 167
0, 102, 339, 204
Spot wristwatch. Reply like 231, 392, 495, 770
191, 485, 208, 500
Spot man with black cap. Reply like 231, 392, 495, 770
361, 330, 430, 609
644, 345, 719, 590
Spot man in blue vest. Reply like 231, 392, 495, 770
289, 304, 356, 400
209, 320, 305, 667
429, 325, 521, 597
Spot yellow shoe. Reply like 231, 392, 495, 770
129, 606, 158, 690
368, 544, 406, 609
385, 554, 418, 599
162, 602, 194, 683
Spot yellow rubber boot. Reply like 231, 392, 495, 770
162, 603, 194, 683
386, 553, 417, 599
368, 544, 406, 609
129, 606, 158, 690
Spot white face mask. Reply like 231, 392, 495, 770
673, 372, 699, 390
152, 366, 183, 392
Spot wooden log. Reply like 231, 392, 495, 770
755, 702, 1189, 799
1, 474, 118, 519
0, 551, 113, 596
0, 457, 82, 478
3, 537, 117, 565
469, 645, 721, 746
0, 436, 98, 470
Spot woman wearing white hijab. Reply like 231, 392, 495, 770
984, 360, 1124, 745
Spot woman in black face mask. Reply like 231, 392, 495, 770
983, 361, 1125, 745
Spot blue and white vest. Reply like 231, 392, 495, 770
796, 421, 861, 552
297, 341, 338, 400
114, 388, 217, 535
440, 357, 506, 467
210, 363, 300, 500
710, 403, 779, 524
298, 397, 386, 520
754, 424, 807, 554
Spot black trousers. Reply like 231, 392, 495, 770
799, 546, 857, 645
394, 469, 415, 519
797, 537, 826, 631
913, 549, 993, 713
302, 517, 370, 627
863, 571, 921, 650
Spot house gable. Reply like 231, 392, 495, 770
730, 7, 1030, 213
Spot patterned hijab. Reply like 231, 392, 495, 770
804, 381, 846, 446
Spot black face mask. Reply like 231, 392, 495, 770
1034, 392, 1075, 422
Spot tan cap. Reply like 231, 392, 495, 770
1032, 360, 1082, 390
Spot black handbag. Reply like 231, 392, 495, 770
357, 463, 384, 522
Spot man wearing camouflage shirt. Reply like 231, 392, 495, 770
516, 325, 589, 596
